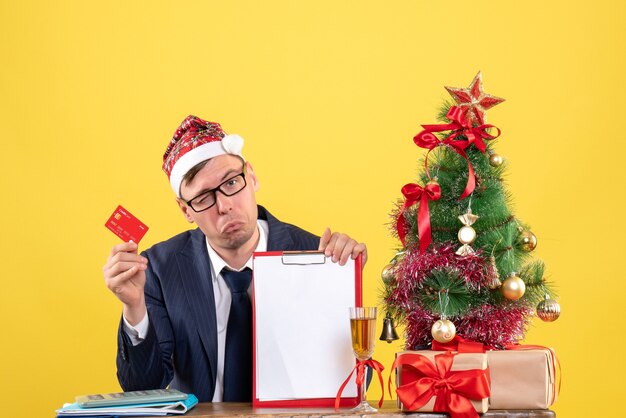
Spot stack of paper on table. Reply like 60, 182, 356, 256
56, 394, 198, 417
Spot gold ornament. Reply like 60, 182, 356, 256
489, 153, 503, 167
502, 272, 526, 300
518, 230, 537, 252
431, 319, 456, 343
486, 256, 501, 289
456, 209, 479, 256
381, 263, 396, 284
458, 226, 477, 244
536, 295, 561, 322
427, 178, 440, 188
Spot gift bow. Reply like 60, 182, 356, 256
389, 352, 490, 418
414, 106, 501, 199
396, 181, 441, 253
334, 359, 385, 410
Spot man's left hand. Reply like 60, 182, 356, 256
318, 228, 368, 266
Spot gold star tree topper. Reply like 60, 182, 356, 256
445, 71, 505, 125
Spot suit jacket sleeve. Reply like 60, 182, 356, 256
116, 254, 174, 391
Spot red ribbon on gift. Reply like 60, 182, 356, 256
396, 181, 441, 253
389, 352, 490, 418
414, 106, 501, 199
335, 359, 385, 410
431, 335, 489, 353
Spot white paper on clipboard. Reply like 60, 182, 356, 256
252, 251, 359, 402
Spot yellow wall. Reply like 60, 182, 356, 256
1, 1, 624, 416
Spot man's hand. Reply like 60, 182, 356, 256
103, 241, 148, 325
318, 228, 368, 266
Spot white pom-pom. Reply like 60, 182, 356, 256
222, 134, 244, 155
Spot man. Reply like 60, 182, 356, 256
103, 116, 367, 402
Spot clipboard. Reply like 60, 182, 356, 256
251, 251, 362, 408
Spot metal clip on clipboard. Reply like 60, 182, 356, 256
281, 251, 326, 265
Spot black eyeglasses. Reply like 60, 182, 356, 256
184, 166, 248, 212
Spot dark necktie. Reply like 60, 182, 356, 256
222, 267, 253, 402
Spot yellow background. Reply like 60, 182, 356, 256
1, 1, 624, 417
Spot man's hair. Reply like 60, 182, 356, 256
180, 155, 246, 193
182, 159, 209, 188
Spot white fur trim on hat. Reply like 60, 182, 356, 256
222, 134, 244, 155
169, 135, 245, 197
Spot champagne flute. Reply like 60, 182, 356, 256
349, 307, 377, 412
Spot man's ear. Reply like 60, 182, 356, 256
176, 198, 195, 223
246, 161, 260, 192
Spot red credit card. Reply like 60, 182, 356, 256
105, 205, 149, 243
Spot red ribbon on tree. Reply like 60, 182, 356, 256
389, 352, 490, 418
414, 106, 501, 199
396, 181, 441, 253
335, 359, 385, 410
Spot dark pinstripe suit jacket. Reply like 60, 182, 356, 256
116, 205, 319, 401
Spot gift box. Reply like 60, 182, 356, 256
487, 348, 558, 409
393, 350, 490, 417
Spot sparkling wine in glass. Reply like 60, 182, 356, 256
349, 307, 377, 412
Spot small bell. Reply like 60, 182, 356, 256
379, 314, 399, 343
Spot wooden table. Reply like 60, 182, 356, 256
182, 401, 555, 417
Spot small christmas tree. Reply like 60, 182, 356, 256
382, 72, 560, 350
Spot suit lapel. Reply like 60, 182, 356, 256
260, 206, 296, 251
176, 229, 218, 394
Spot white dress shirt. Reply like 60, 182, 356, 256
122, 220, 269, 402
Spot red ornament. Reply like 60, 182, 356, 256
445, 72, 505, 125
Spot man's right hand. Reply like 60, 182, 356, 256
103, 241, 148, 326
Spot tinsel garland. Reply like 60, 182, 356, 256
386, 242, 531, 348
455, 304, 533, 349
392, 242, 486, 302
402, 305, 437, 348
401, 303, 532, 350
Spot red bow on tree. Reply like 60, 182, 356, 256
413, 106, 501, 199
396, 181, 441, 253
389, 352, 490, 418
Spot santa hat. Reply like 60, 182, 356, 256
162, 115, 244, 197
